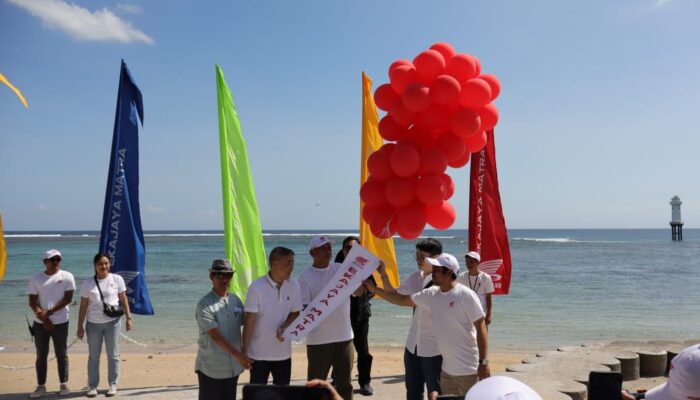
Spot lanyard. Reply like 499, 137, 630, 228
468, 274, 481, 293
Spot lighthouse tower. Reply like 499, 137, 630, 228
670, 195, 683, 241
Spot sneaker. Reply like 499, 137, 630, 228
29, 385, 46, 399
106, 385, 118, 397
86, 387, 98, 398
359, 383, 374, 396
59, 383, 71, 396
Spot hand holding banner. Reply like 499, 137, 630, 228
283, 245, 380, 341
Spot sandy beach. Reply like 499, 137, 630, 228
0, 344, 525, 398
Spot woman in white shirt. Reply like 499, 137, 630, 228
76, 253, 133, 398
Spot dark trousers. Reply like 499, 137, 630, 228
197, 370, 239, 400
351, 320, 373, 386
33, 321, 69, 385
307, 340, 355, 400
249, 358, 292, 385
404, 348, 442, 400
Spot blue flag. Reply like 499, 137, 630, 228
99, 60, 153, 315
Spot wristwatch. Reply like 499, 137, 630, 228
479, 358, 489, 366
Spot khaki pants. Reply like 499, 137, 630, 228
307, 340, 355, 400
440, 370, 478, 397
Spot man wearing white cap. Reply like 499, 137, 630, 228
365, 253, 489, 397
457, 251, 495, 327
621, 342, 700, 400
27, 249, 76, 398
298, 236, 355, 400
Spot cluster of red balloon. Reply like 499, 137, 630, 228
361, 42, 501, 239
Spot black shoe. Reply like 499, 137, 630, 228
359, 383, 373, 396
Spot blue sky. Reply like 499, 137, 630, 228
1, 0, 699, 231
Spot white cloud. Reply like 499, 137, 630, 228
37, 204, 48, 212
654, 0, 672, 7
7, 0, 154, 44
115, 3, 142, 15
144, 205, 166, 214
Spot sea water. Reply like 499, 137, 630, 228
1, 229, 699, 352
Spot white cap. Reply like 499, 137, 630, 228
425, 253, 460, 274
43, 249, 62, 260
465, 376, 543, 400
466, 251, 481, 262
309, 236, 332, 251
645, 343, 700, 400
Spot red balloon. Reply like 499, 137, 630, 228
418, 104, 450, 131
429, 42, 456, 63
390, 100, 416, 127
378, 115, 408, 141
418, 148, 448, 175
390, 141, 421, 178
367, 148, 394, 181
450, 108, 482, 138
380, 142, 397, 154
402, 83, 431, 112
406, 124, 436, 149
448, 150, 470, 168
459, 78, 491, 109
398, 228, 422, 240
477, 103, 499, 131
360, 180, 387, 207
385, 177, 417, 207
374, 84, 401, 112
445, 54, 478, 83
473, 56, 482, 76
465, 131, 488, 153
479, 74, 501, 100
426, 201, 456, 230
362, 204, 379, 224
397, 202, 427, 235
388, 59, 411, 77
370, 206, 397, 239
416, 175, 446, 205
437, 132, 467, 162
390, 64, 417, 93
430, 75, 461, 106
440, 173, 455, 199
413, 50, 446, 84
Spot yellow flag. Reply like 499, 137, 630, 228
0, 213, 7, 281
360, 72, 399, 288
0, 72, 29, 108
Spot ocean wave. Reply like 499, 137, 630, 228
262, 232, 359, 237
5, 234, 63, 238
513, 237, 580, 243
144, 233, 224, 237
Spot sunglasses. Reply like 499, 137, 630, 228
213, 272, 233, 278
48, 257, 62, 263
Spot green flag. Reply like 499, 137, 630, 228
215, 65, 267, 302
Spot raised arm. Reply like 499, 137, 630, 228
364, 278, 415, 307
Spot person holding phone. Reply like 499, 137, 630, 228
195, 259, 252, 400
76, 253, 132, 397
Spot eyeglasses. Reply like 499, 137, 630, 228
213, 272, 233, 279
49, 257, 61, 263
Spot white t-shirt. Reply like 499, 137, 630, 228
457, 271, 494, 313
411, 284, 485, 375
298, 263, 353, 345
397, 270, 441, 357
27, 270, 76, 324
79, 274, 126, 324
244, 274, 303, 360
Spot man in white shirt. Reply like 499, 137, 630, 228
376, 238, 444, 400
27, 249, 76, 398
366, 253, 490, 398
242, 247, 302, 385
457, 251, 494, 326
298, 236, 355, 400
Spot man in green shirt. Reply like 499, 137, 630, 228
195, 259, 252, 400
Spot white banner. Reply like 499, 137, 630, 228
283, 244, 380, 341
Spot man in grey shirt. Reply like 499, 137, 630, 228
195, 259, 252, 400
